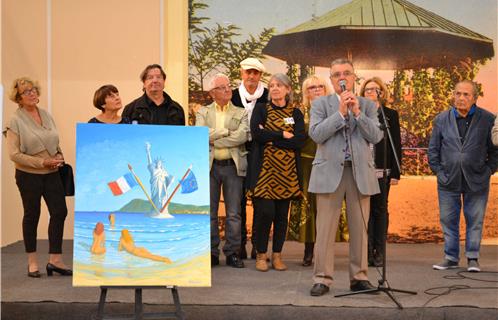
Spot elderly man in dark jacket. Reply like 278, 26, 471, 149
428, 80, 498, 273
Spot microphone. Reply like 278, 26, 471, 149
339, 80, 347, 92
339, 79, 350, 119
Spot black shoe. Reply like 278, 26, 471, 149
226, 254, 245, 268
368, 253, 375, 267
250, 246, 257, 259
302, 252, 313, 266
310, 283, 329, 296
211, 255, 219, 267
373, 254, 384, 267
350, 280, 378, 294
46, 263, 72, 276
302, 258, 313, 267
27, 266, 41, 278
302, 243, 314, 266
240, 245, 248, 260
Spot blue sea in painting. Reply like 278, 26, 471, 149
74, 211, 209, 273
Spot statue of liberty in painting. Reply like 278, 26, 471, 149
145, 142, 174, 217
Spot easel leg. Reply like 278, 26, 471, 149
96, 287, 108, 320
94, 286, 184, 319
171, 287, 185, 320
135, 288, 143, 320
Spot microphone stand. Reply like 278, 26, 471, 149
335, 104, 416, 309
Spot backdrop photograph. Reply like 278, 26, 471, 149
188, 0, 498, 243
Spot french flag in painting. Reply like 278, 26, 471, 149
108, 173, 138, 196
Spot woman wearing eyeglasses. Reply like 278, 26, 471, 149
247, 73, 305, 272
288, 75, 331, 266
5, 77, 72, 278
359, 77, 402, 267
89, 85, 131, 124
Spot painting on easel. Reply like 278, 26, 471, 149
73, 123, 210, 287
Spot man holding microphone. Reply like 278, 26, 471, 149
308, 58, 382, 296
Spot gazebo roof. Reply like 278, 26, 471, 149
262, 0, 494, 69
283, 0, 491, 44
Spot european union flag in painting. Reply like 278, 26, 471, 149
180, 171, 198, 194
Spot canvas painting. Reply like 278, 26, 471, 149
73, 123, 211, 287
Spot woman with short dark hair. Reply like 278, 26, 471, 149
89, 85, 130, 124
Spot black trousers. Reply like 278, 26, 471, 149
252, 198, 290, 254
368, 177, 391, 257
15, 170, 68, 254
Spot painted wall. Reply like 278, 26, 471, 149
1, 0, 188, 246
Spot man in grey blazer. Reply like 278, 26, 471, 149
196, 73, 248, 268
429, 80, 498, 272
308, 59, 383, 296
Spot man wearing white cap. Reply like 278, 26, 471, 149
232, 57, 268, 260
232, 58, 268, 123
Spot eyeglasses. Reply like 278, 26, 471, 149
308, 85, 325, 91
20, 88, 38, 96
364, 87, 381, 94
330, 71, 354, 79
212, 85, 231, 91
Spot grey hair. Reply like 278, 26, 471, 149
268, 73, 293, 103
455, 80, 479, 99
330, 58, 354, 70
207, 73, 230, 91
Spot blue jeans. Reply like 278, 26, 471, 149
210, 162, 243, 257
437, 187, 489, 262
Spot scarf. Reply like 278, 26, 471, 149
238, 82, 265, 123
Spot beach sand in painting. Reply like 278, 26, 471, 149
73, 251, 210, 287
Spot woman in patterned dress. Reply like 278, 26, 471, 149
247, 73, 305, 272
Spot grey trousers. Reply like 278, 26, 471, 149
210, 162, 243, 257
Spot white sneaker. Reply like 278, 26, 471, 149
467, 259, 480, 272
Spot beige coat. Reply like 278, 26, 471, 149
195, 102, 248, 177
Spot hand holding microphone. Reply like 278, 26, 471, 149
339, 80, 360, 117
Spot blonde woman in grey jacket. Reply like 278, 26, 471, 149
5, 77, 72, 278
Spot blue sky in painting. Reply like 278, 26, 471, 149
74, 124, 209, 211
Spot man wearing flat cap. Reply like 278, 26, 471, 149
232, 57, 268, 260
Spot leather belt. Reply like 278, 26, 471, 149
213, 159, 235, 166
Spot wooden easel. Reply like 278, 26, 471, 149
94, 286, 184, 320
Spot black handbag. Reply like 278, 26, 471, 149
59, 163, 75, 196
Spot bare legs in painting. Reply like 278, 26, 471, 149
118, 229, 172, 264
